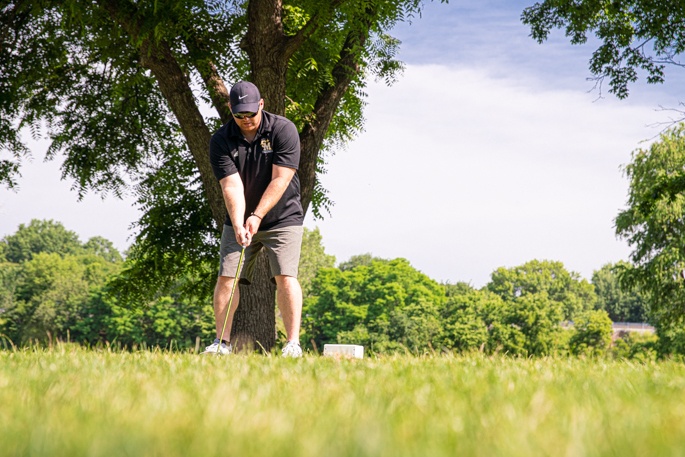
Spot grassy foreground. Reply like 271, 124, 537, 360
1, 347, 684, 457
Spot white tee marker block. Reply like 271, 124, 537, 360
323, 344, 364, 359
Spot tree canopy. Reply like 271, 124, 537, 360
0, 220, 124, 345
615, 124, 685, 324
1, 0, 433, 215
522, 0, 685, 99
592, 261, 648, 322
521, 0, 685, 356
298, 227, 336, 296
487, 259, 596, 321
302, 257, 446, 353
2, 219, 83, 263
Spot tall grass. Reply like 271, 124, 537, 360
1, 346, 684, 456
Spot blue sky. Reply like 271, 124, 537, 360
1, 0, 684, 287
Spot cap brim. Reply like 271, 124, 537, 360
232, 102, 260, 113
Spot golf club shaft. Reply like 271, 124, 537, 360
217, 246, 245, 353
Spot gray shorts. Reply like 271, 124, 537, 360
219, 225, 303, 285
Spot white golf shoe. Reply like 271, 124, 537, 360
281, 340, 302, 358
202, 338, 232, 355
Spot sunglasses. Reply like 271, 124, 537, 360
233, 111, 258, 119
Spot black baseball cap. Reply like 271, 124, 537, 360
230, 81, 261, 113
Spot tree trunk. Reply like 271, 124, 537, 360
217, 0, 292, 353
244, 0, 289, 114
231, 249, 277, 352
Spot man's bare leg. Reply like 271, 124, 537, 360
274, 275, 302, 342
213, 275, 241, 341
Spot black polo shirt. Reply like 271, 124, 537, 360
209, 111, 304, 231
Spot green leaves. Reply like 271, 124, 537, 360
0, 217, 664, 357
592, 261, 648, 322
569, 309, 613, 356
616, 124, 685, 324
487, 259, 597, 321
301, 253, 661, 357
299, 227, 336, 296
1, 0, 444, 312
0, 1, 183, 198
0, 219, 124, 345
4, 251, 120, 345
2, 219, 83, 263
108, 150, 218, 306
0, 218, 215, 348
305, 256, 606, 356
522, 0, 684, 98
303, 257, 445, 354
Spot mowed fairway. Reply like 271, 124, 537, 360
1, 348, 684, 457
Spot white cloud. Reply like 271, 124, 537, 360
307, 64, 670, 286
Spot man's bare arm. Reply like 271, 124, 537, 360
244, 164, 296, 235
219, 173, 250, 245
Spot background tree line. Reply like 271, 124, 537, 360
0, 217, 675, 360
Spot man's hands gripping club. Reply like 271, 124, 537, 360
220, 164, 296, 247
235, 213, 261, 247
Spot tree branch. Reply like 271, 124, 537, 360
101, 0, 226, 229
242, 0, 350, 114
282, 0, 349, 57
183, 34, 232, 124
138, 41, 225, 229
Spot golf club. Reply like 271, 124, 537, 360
216, 245, 246, 355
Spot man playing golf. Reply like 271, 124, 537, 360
205, 81, 304, 357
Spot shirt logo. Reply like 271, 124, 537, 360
261, 139, 273, 153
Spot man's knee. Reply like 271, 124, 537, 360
215, 275, 236, 291
274, 274, 300, 288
